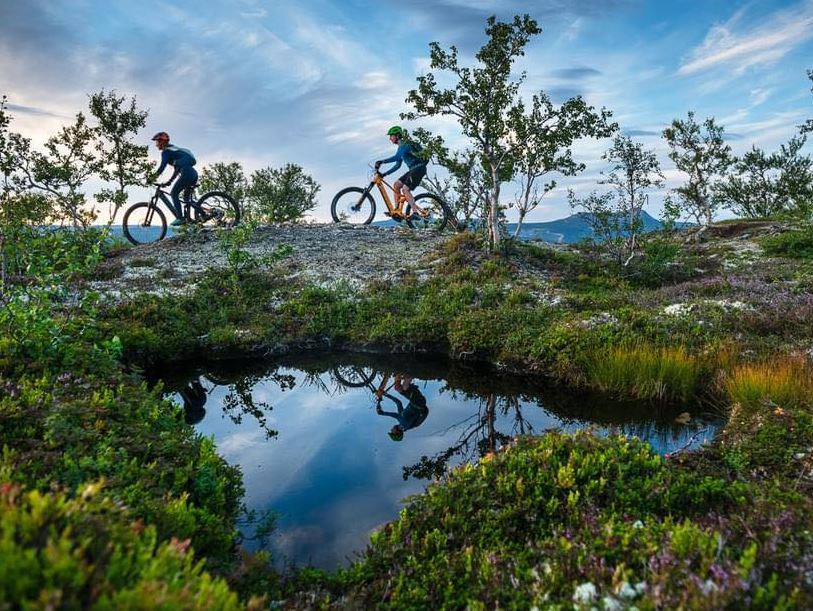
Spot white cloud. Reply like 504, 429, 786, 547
679, 1, 813, 76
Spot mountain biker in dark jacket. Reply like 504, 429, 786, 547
151, 131, 198, 226
374, 126, 427, 218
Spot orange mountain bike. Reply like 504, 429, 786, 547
331, 169, 450, 231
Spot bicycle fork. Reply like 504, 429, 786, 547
351, 185, 374, 212
142, 198, 159, 227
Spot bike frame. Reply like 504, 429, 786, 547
364, 173, 429, 220
151, 185, 197, 219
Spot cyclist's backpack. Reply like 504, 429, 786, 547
410, 141, 432, 165
167, 144, 197, 166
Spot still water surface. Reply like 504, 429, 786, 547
162, 353, 722, 569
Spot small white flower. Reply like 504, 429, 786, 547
632, 520, 644, 529
573, 582, 598, 604
617, 581, 638, 599
634, 582, 647, 595
664, 303, 692, 316
700, 579, 718, 595
602, 596, 622, 611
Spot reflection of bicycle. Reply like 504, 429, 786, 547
122, 184, 241, 245
332, 365, 377, 388
331, 365, 405, 405
330, 170, 451, 231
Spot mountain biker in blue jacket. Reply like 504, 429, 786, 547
374, 126, 427, 218
375, 374, 429, 441
151, 131, 198, 226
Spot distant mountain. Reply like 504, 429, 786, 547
373, 211, 677, 243
513, 211, 670, 244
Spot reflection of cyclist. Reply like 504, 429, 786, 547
374, 126, 427, 218
179, 378, 207, 425
151, 131, 198, 227
376, 374, 429, 441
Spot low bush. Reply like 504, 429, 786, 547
318, 432, 813, 610
761, 226, 813, 259
0, 483, 258, 610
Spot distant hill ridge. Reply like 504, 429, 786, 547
373, 210, 674, 243
514, 210, 669, 244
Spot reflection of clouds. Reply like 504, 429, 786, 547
218, 429, 265, 456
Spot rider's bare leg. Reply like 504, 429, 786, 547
393, 180, 404, 211
395, 180, 424, 216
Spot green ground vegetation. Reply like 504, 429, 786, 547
3, 221, 813, 608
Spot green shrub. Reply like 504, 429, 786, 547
0, 483, 256, 610
325, 433, 780, 610
761, 227, 813, 259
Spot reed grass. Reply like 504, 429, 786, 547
725, 358, 813, 413
586, 343, 703, 402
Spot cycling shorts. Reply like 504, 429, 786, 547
399, 164, 426, 190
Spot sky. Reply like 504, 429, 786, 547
1, 0, 812, 223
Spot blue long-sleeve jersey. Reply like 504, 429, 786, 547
155, 144, 196, 178
377, 142, 425, 177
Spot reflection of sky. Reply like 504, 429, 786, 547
177, 368, 719, 569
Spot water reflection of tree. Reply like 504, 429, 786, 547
213, 369, 296, 440
402, 393, 534, 481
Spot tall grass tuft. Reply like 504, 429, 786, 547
725, 358, 813, 413
587, 343, 702, 402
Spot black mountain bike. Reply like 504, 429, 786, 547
122, 184, 241, 245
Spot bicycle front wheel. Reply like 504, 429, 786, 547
122, 202, 167, 245
406, 193, 450, 232
331, 187, 375, 225
332, 365, 376, 388
193, 191, 241, 228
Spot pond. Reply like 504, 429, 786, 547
160, 353, 723, 569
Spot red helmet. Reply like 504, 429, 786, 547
151, 131, 169, 143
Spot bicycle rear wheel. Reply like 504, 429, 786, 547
406, 193, 450, 232
122, 202, 167, 245
192, 191, 241, 228
331, 187, 375, 225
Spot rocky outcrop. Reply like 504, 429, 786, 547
90, 223, 452, 301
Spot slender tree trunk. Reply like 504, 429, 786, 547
513, 210, 525, 238
485, 394, 497, 454
489, 168, 501, 249
0, 230, 5, 301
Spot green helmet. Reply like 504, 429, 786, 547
387, 125, 405, 137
